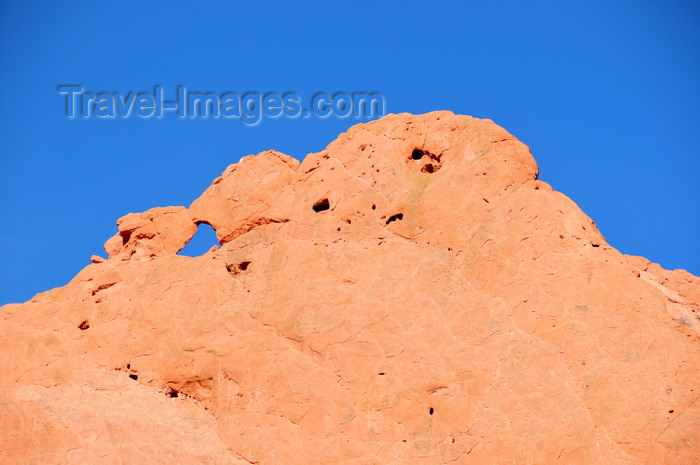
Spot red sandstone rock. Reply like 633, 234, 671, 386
1, 112, 698, 464
104, 206, 198, 261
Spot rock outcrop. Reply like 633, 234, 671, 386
1, 112, 698, 465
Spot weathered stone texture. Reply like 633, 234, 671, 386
2, 112, 698, 464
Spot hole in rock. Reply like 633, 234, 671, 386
78, 320, 90, 330
429, 407, 434, 415
313, 198, 330, 213
168, 390, 179, 398
227, 261, 252, 277
371, 204, 376, 210
127, 364, 131, 369
669, 409, 674, 413
386, 213, 404, 224
178, 223, 220, 257
119, 230, 132, 245
408, 148, 442, 173
129, 374, 139, 381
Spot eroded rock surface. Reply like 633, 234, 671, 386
2, 112, 699, 464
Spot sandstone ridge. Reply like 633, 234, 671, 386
2, 112, 699, 465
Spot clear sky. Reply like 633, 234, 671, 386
1, 1, 698, 305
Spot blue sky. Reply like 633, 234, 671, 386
1, 1, 698, 304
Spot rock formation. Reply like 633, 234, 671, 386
1, 112, 698, 464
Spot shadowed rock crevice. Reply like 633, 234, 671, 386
408, 147, 442, 173
385, 213, 404, 224
226, 261, 251, 277
218, 217, 290, 244
312, 198, 330, 213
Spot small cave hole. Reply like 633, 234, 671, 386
126, 364, 131, 369
119, 230, 132, 246
313, 198, 330, 213
386, 213, 404, 224
408, 148, 441, 173
429, 407, 434, 415
346, 219, 351, 224
371, 204, 376, 210
178, 222, 220, 257
168, 390, 179, 398
227, 261, 251, 277
78, 320, 90, 330
669, 409, 674, 413
129, 374, 139, 381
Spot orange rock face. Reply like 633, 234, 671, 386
2, 112, 699, 465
